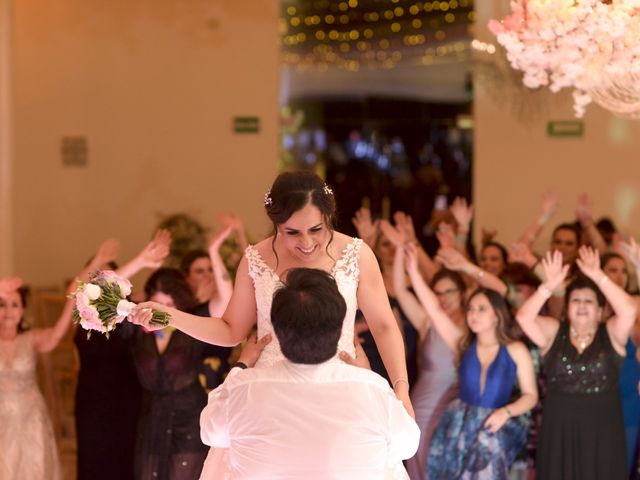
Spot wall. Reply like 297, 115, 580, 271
0, 0, 14, 276
10, 0, 280, 286
474, 1, 640, 253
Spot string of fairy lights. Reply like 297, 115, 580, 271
280, 0, 475, 72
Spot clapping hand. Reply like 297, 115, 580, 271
138, 229, 171, 269
541, 250, 570, 291
436, 247, 468, 272
393, 211, 418, 243
379, 219, 406, 248
92, 239, 121, 270
217, 212, 244, 233
352, 207, 379, 247
404, 242, 420, 275
209, 224, 234, 254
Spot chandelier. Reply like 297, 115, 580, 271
489, 0, 640, 118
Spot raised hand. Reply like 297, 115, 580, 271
0, 276, 22, 295
379, 219, 406, 247
541, 190, 559, 221
450, 197, 473, 230
481, 227, 498, 246
393, 211, 418, 243
436, 222, 456, 250
575, 245, 602, 280
217, 212, 243, 232
541, 250, 570, 290
621, 237, 640, 268
352, 207, 379, 246
575, 193, 594, 226
509, 242, 538, 268
209, 224, 234, 253
404, 242, 419, 274
436, 247, 468, 272
93, 239, 121, 269
138, 229, 171, 269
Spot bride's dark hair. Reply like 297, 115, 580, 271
265, 171, 337, 269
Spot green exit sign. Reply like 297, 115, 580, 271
234, 116, 260, 134
547, 121, 584, 138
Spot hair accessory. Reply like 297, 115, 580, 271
323, 184, 333, 196
263, 190, 273, 207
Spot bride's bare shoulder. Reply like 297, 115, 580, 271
249, 237, 276, 259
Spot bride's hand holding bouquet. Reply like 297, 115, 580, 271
71, 270, 170, 337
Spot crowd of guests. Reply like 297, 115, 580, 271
1, 172, 640, 480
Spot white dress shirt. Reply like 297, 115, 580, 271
200, 360, 420, 480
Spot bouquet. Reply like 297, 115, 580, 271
71, 270, 170, 337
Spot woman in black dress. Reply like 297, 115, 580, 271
132, 268, 210, 480
516, 247, 637, 480
74, 233, 170, 480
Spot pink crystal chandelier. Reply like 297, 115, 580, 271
489, 0, 640, 118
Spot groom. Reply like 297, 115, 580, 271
199, 267, 419, 479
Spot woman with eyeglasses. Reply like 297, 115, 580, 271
389, 230, 508, 479
403, 243, 537, 480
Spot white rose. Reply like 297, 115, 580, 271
84, 283, 102, 301
117, 279, 132, 297
116, 300, 137, 317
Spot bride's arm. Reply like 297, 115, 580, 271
130, 257, 257, 346
356, 242, 414, 418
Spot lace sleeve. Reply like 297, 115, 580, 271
333, 238, 363, 283
245, 246, 269, 283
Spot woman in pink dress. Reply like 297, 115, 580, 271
0, 278, 69, 480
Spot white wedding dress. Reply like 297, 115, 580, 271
0, 331, 62, 480
200, 238, 409, 479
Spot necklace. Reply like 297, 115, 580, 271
570, 326, 595, 353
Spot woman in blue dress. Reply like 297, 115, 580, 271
404, 243, 538, 479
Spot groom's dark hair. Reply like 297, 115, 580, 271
271, 268, 346, 364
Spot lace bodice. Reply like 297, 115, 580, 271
0, 332, 38, 397
0, 332, 62, 480
246, 238, 363, 368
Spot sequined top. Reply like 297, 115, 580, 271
544, 322, 624, 395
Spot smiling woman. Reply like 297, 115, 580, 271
0, 282, 68, 480
515, 247, 638, 480
129, 170, 414, 479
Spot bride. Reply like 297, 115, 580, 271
131, 171, 414, 478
